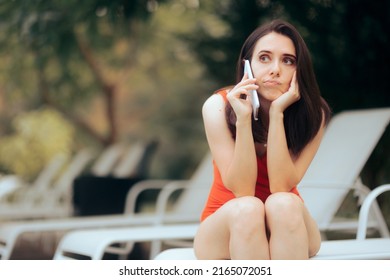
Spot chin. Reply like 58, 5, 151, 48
259, 91, 283, 102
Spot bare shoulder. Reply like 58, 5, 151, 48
202, 93, 226, 124
203, 93, 224, 113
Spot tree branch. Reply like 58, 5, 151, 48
74, 30, 118, 144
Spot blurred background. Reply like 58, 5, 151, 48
0, 0, 389, 217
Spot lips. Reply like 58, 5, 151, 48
263, 80, 282, 86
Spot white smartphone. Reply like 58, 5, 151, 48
244, 60, 260, 120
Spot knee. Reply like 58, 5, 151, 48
265, 193, 304, 229
230, 196, 265, 221
229, 196, 266, 234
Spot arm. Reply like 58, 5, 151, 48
266, 72, 326, 193
202, 77, 259, 197
267, 111, 326, 193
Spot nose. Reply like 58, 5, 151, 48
270, 61, 280, 77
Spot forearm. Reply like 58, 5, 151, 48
267, 109, 299, 193
224, 120, 257, 197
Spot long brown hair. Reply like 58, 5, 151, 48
225, 19, 331, 155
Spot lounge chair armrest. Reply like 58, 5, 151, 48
298, 178, 370, 200
356, 184, 390, 240
124, 179, 175, 214
154, 180, 190, 216
298, 181, 353, 189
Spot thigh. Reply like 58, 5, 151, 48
269, 193, 321, 257
194, 196, 267, 259
265, 193, 321, 257
194, 201, 233, 260
301, 204, 322, 257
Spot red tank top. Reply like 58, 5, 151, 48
200, 90, 301, 222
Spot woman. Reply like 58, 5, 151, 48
194, 19, 331, 260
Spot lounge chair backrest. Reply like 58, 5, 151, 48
30, 154, 67, 193
299, 108, 390, 225
49, 149, 96, 206
171, 153, 213, 218
112, 142, 146, 178
113, 140, 158, 178
90, 143, 128, 177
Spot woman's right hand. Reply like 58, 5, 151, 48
226, 73, 259, 124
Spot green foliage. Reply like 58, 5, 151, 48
0, 0, 167, 124
0, 108, 75, 180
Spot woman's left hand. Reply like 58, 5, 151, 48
271, 71, 300, 113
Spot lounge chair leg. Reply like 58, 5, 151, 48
150, 240, 162, 259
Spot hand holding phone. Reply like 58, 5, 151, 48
244, 60, 260, 120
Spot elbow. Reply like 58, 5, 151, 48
232, 189, 255, 198
269, 184, 294, 194
269, 184, 283, 194
224, 178, 256, 198
269, 176, 300, 194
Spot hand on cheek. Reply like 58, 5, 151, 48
270, 71, 300, 113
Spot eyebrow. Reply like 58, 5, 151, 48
258, 50, 296, 59
283, 54, 297, 59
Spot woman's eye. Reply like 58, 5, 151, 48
283, 57, 296, 65
259, 55, 270, 62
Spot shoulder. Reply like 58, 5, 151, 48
202, 91, 226, 119
202, 91, 232, 138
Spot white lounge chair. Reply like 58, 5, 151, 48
0, 141, 152, 223
111, 141, 154, 178
51, 107, 390, 260
53, 184, 390, 260
0, 149, 95, 221
0, 176, 21, 200
0, 154, 66, 204
0, 156, 66, 201
89, 141, 157, 178
89, 143, 129, 177
154, 184, 390, 260
71, 140, 158, 216
0, 153, 213, 259
299, 108, 390, 237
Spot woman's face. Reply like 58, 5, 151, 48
250, 32, 296, 102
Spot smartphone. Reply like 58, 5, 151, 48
244, 60, 260, 120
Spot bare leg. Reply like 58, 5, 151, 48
194, 196, 270, 260
229, 197, 270, 259
265, 192, 321, 259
